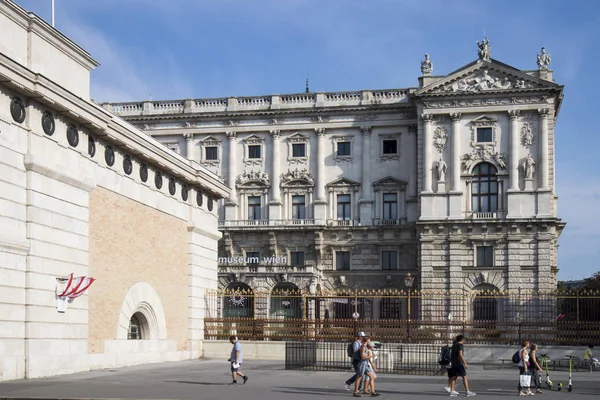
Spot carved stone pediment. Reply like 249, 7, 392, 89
201, 135, 222, 146
286, 132, 309, 143
326, 177, 361, 189
236, 170, 270, 187
416, 60, 559, 96
242, 134, 265, 145
461, 145, 507, 172
281, 168, 314, 187
372, 176, 408, 191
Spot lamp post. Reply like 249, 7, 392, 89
404, 273, 415, 341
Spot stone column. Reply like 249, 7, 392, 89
538, 108, 550, 189
225, 131, 238, 220
508, 110, 520, 190
185, 133, 195, 161
359, 126, 373, 226
422, 114, 434, 193
450, 113, 462, 192
314, 128, 327, 224
269, 130, 282, 220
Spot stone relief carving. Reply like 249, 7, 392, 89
537, 47, 551, 70
433, 126, 448, 153
448, 70, 522, 93
461, 146, 507, 171
236, 170, 270, 186
312, 115, 330, 123
520, 122, 535, 148
436, 158, 448, 182
522, 153, 535, 180
281, 169, 314, 185
423, 96, 548, 109
421, 53, 433, 74
477, 36, 491, 61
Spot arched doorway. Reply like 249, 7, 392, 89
270, 282, 302, 319
224, 282, 254, 318
472, 284, 499, 324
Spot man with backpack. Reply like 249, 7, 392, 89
344, 332, 366, 391
440, 341, 454, 393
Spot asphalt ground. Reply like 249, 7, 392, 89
0, 360, 598, 400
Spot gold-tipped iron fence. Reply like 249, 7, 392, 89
204, 288, 600, 345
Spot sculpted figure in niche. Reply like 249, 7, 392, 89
522, 154, 535, 180
436, 158, 448, 182
421, 53, 433, 74
537, 47, 551, 70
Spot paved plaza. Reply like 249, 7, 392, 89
0, 360, 598, 400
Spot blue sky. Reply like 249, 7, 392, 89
14, 0, 600, 281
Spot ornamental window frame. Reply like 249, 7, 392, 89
471, 241, 496, 268
469, 115, 499, 148
331, 135, 354, 162
242, 134, 266, 166
286, 132, 310, 165
379, 133, 401, 161
200, 136, 222, 166
162, 141, 181, 154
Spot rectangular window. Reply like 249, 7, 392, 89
476, 246, 494, 267
337, 194, 351, 220
476, 127, 493, 143
246, 251, 260, 267
336, 251, 350, 270
383, 193, 398, 220
292, 143, 306, 158
292, 195, 306, 219
291, 251, 305, 266
337, 141, 351, 156
382, 251, 398, 270
205, 146, 218, 160
248, 145, 261, 159
382, 140, 398, 154
248, 196, 261, 220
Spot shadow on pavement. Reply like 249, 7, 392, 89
167, 380, 231, 386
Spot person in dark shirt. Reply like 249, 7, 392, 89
448, 335, 476, 397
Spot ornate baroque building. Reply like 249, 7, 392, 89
106, 39, 565, 317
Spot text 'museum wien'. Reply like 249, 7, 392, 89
107, 37, 564, 299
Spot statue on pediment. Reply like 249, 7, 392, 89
236, 170, 269, 186
421, 53, 433, 74
477, 36, 491, 61
537, 47, 551, 70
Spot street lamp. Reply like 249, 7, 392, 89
404, 273, 415, 341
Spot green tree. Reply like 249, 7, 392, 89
582, 272, 600, 291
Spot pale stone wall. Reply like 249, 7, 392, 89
88, 187, 188, 353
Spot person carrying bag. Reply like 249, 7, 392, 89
517, 340, 533, 396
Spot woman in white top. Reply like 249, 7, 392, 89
518, 340, 533, 396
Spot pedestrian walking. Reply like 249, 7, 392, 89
345, 332, 365, 391
227, 336, 248, 385
529, 344, 543, 393
518, 340, 532, 396
448, 335, 476, 397
353, 336, 379, 397
363, 342, 379, 395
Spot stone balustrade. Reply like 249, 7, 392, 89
102, 89, 410, 117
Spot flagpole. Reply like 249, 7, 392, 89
51, 0, 55, 27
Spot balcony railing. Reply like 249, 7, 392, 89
326, 219, 358, 227
373, 218, 407, 226
219, 219, 318, 228
471, 211, 507, 219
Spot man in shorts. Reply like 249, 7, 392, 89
449, 335, 475, 397
227, 336, 248, 385
345, 332, 366, 391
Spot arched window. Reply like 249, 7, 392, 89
270, 282, 302, 318
472, 163, 498, 213
128, 312, 149, 340
224, 282, 254, 318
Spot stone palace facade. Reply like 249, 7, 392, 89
0, 1, 227, 381
107, 38, 565, 307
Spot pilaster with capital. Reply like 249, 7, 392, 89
508, 110, 520, 190
421, 114, 434, 193
538, 108, 550, 189
315, 128, 326, 201
360, 126, 372, 200
270, 130, 282, 203
450, 113, 462, 192
184, 133, 195, 161
226, 131, 237, 204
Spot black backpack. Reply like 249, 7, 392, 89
347, 342, 354, 358
512, 350, 521, 363
439, 346, 452, 366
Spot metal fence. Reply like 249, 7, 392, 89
284, 341, 442, 375
204, 288, 600, 345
